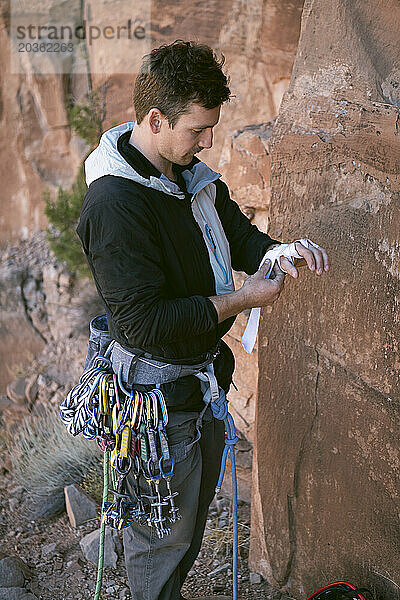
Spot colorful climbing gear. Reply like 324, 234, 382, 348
60, 354, 181, 535
306, 581, 374, 600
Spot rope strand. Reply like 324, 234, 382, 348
94, 449, 109, 600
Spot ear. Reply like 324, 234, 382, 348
148, 108, 163, 134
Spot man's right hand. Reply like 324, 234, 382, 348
240, 259, 285, 308
208, 259, 285, 323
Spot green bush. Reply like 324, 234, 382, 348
67, 89, 105, 149
44, 164, 90, 277
44, 90, 107, 277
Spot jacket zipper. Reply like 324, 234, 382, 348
205, 223, 229, 284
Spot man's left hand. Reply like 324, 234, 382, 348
279, 239, 330, 278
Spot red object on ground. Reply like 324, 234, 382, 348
306, 581, 369, 600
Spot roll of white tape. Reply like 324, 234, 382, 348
241, 239, 312, 353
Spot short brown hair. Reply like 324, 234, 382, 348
133, 40, 231, 127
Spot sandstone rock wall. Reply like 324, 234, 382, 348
250, 1, 400, 598
206, 0, 304, 167
0, 7, 91, 243
219, 122, 275, 442
216, 0, 304, 442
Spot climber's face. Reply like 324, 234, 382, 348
153, 103, 221, 166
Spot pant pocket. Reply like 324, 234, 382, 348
168, 440, 191, 464
166, 411, 199, 464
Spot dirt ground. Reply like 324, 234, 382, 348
0, 456, 294, 600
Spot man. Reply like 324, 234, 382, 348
77, 40, 329, 600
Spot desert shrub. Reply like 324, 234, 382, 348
67, 89, 106, 149
81, 465, 105, 504
43, 89, 109, 277
204, 505, 250, 559
8, 407, 103, 497
44, 164, 91, 277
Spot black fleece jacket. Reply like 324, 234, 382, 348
77, 131, 279, 410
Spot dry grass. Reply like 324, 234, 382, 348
6, 352, 35, 379
203, 507, 251, 559
6, 406, 102, 496
81, 465, 105, 504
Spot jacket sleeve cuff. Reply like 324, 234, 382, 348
204, 295, 219, 328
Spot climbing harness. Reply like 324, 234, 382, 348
60, 317, 239, 600
241, 238, 324, 353
306, 581, 374, 600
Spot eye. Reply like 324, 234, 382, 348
191, 129, 202, 134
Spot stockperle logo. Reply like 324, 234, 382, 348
10, 0, 151, 75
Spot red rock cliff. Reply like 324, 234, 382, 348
250, 1, 400, 598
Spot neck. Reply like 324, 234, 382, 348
129, 127, 175, 181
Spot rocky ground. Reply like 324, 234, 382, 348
0, 446, 294, 600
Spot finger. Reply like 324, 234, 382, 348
260, 258, 271, 270
273, 268, 286, 287
317, 246, 330, 271
259, 258, 271, 277
259, 259, 274, 280
294, 242, 316, 272
279, 256, 298, 278
269, 262, 285, 281
273, 261, 285, 275
310, 246, 324, 274
305, 242, 327, 275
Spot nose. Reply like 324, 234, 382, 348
199, 128, 213, 149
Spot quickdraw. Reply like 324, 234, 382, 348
60, 351, 181, 539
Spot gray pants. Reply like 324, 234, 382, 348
123, 406, 225, 600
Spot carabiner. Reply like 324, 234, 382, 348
146, 457, 161, 481
116, 454, 132, 476
159, 456, 174, 479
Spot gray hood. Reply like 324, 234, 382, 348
84, 121, 221, 198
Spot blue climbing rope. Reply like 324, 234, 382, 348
209, 388, 239, 600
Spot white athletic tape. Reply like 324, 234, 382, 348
241, 238, 316, 353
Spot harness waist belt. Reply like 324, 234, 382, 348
110, 341, 219, 387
